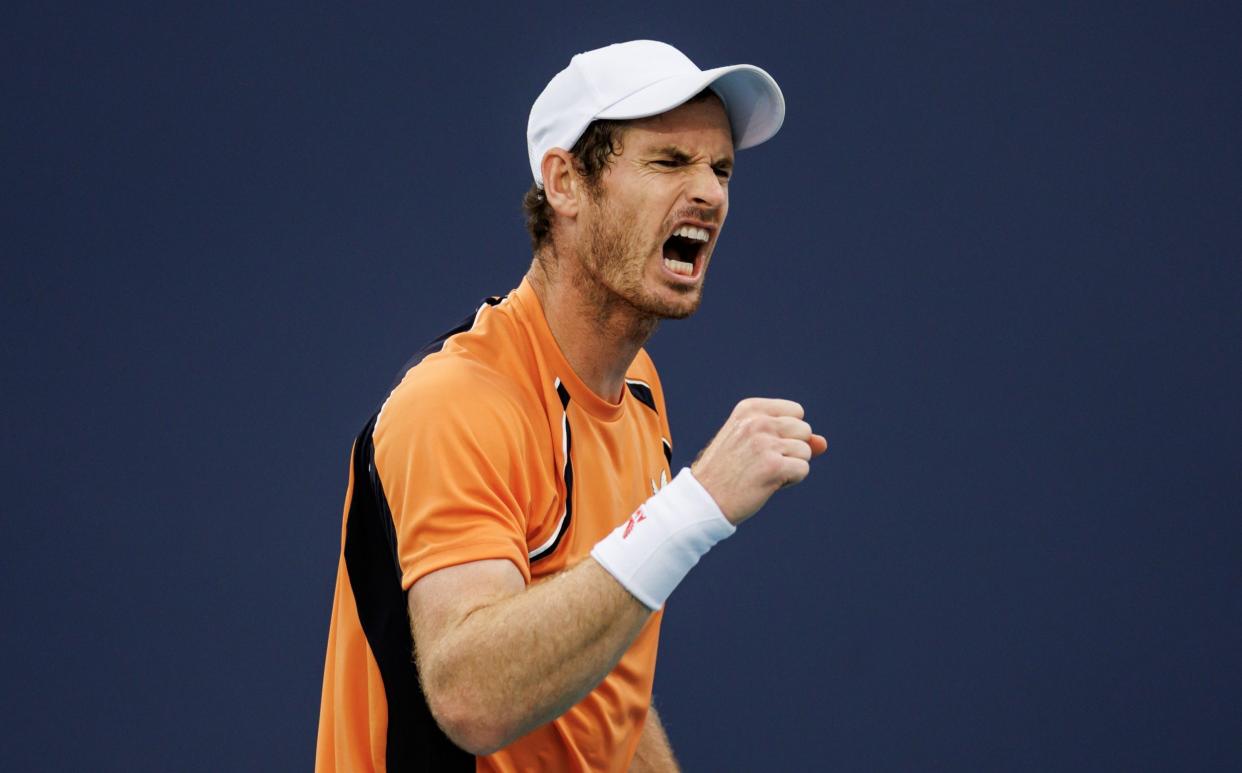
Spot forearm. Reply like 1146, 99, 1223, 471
630, 705, 679, 772
421, 557, 651, 753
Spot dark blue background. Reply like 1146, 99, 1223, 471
4, 2, 1240, 770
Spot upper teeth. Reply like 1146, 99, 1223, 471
673, 225, 710, 242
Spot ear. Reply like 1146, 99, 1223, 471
541, 149, 581, 219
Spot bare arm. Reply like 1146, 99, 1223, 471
629, 705, 679, 772
411, 398, 827, 755
409, 556, 651, 754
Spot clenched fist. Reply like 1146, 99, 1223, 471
690, 398, 828, 525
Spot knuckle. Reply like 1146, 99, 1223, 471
787, 459, 810, 482
740, 415, 769, 437
777, 417, 810, 440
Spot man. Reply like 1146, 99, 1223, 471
317, 40, 828, 772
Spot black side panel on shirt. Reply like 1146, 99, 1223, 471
342, 297, 507, 772
344, 416, 474, 772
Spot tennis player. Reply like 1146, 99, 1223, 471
316, 40, 828, 772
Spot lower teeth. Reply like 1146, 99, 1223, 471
663, 257, 693, 276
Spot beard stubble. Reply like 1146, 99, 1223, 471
577, 194, 703, 332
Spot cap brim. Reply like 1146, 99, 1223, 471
595, 63, 785, 150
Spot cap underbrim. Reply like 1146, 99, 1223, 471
595, 63, 785, 151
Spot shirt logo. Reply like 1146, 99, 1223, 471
649, 469, 668, 496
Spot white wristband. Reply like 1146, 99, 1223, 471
590, 468, 736, 610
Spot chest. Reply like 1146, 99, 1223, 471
528, 406, 670, 579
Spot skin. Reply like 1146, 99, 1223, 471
408, 96, 828, 760
532, 95, 735, 402
630, 706, 678, 772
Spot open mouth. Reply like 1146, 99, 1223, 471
661, 225, 710, 278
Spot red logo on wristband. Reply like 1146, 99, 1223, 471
622, 507, 648, 539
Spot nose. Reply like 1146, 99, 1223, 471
688, 163, 726, 210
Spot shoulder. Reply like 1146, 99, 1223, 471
375, 355, 542, 462
631, 346, 658, 377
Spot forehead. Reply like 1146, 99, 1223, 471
621, 96, 735, 158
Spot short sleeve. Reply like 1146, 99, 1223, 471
372, 363, 537, 589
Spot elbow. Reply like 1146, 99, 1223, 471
423, 672, 514, 756
431, 702, 510, 756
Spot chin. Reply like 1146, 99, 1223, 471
638, 287, 702, 320
662, 295, 702, 319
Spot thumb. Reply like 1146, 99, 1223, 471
809, 434, 828, 457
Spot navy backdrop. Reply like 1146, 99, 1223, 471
4, 2, 1240, 770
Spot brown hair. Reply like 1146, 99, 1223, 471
522, 119, 624, 252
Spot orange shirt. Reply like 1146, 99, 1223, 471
317, 277, 675, 772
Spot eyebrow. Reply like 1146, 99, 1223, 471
650, 145, 734, 169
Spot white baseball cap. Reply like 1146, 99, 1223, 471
527, 40, 785, 185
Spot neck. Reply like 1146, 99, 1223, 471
526, 253, 658, 404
